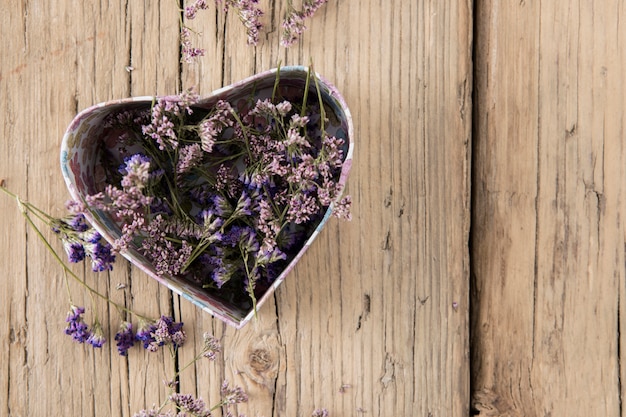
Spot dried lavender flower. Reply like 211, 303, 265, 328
146, 316, 186, 352
169, 393, 210, 417
132, 408, 176, 417
312, 409, 330, 417
115, 321, 135, 356
280, 0, 328, 47
136, 319, 158, 350
64, 305, 91, 344
218, 0, 264, 45
86, 320, 107, 348
220, 380, 249, 405
184, 0, 209, 19
202, 332, 222, 360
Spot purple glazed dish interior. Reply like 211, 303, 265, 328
60, 66, 354, 328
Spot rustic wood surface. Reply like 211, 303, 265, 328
0, 1, 471, 416
471, 1, 626, 416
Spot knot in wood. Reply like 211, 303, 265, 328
248, 348, 274, 373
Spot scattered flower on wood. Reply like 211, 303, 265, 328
180, 0, 331, 61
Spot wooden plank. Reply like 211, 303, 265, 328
0, 0, 471, 416
472, 1, 626, 415
180, 1, 472, 416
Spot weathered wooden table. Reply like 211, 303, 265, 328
0, 1, 623, 416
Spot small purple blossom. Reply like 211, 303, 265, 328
177, 143, 204, 175
184, 0, 209, 19
64, 305, 90, 343
135, 320, 158, 349
88, 241, 116, 272
52, 212, 117, 270
202, 332, 222, 360
281, 0, 328, 47
332, 196, 352, 221
169, 393, 209, 417
64, 241, 86, 263
120, 153, 152, 189
218, 0, 264, 45
146, 316, 186, 351
312, 409, 330, 417
181, 26, 206, 63
68, 213, 89, 232
86, 321, 106, 348
79, 228, 102, 244
220, 380, 249, 405
115, 321, 135, 356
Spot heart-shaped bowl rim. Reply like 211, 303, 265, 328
60, 66, 354, 328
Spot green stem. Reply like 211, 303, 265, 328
300, 66, 312, 117
272, 62, 282, 102
18, 204, 149, 321
312, 69, 326, 134
240, 247, 258, 318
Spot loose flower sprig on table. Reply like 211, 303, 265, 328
0, 184, 192, 356
180, 0, 329, 61
1, 184, 255, 416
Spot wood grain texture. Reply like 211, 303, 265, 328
0, 1, 471, 416
471, 1, 626, 416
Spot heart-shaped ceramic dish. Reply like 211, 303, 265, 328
60, 66, 353, 328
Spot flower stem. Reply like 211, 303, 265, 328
2, 188, 151, 322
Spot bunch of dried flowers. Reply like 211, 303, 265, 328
84, 69, 350, 313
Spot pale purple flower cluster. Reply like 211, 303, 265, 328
198, 100, 234, 152
147, 315, 187, 351
202, 332, 222, 360
177, 143, 204, 176
184, 0, 209, 19
179, 0, 328, 56
142, 91, 198, 151
181, 26, 206, 64
226, 0, 264, 45
114, 316, 187, 355
169, 393, 210, 417
220, 380, 249, 405
281, 0, 329, 47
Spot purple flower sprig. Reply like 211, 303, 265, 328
1, 186, 118, 273
51, 212, 116, 272
64, 305, 106, 348
64, 305, 91, 343
281, 0, 329, 47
